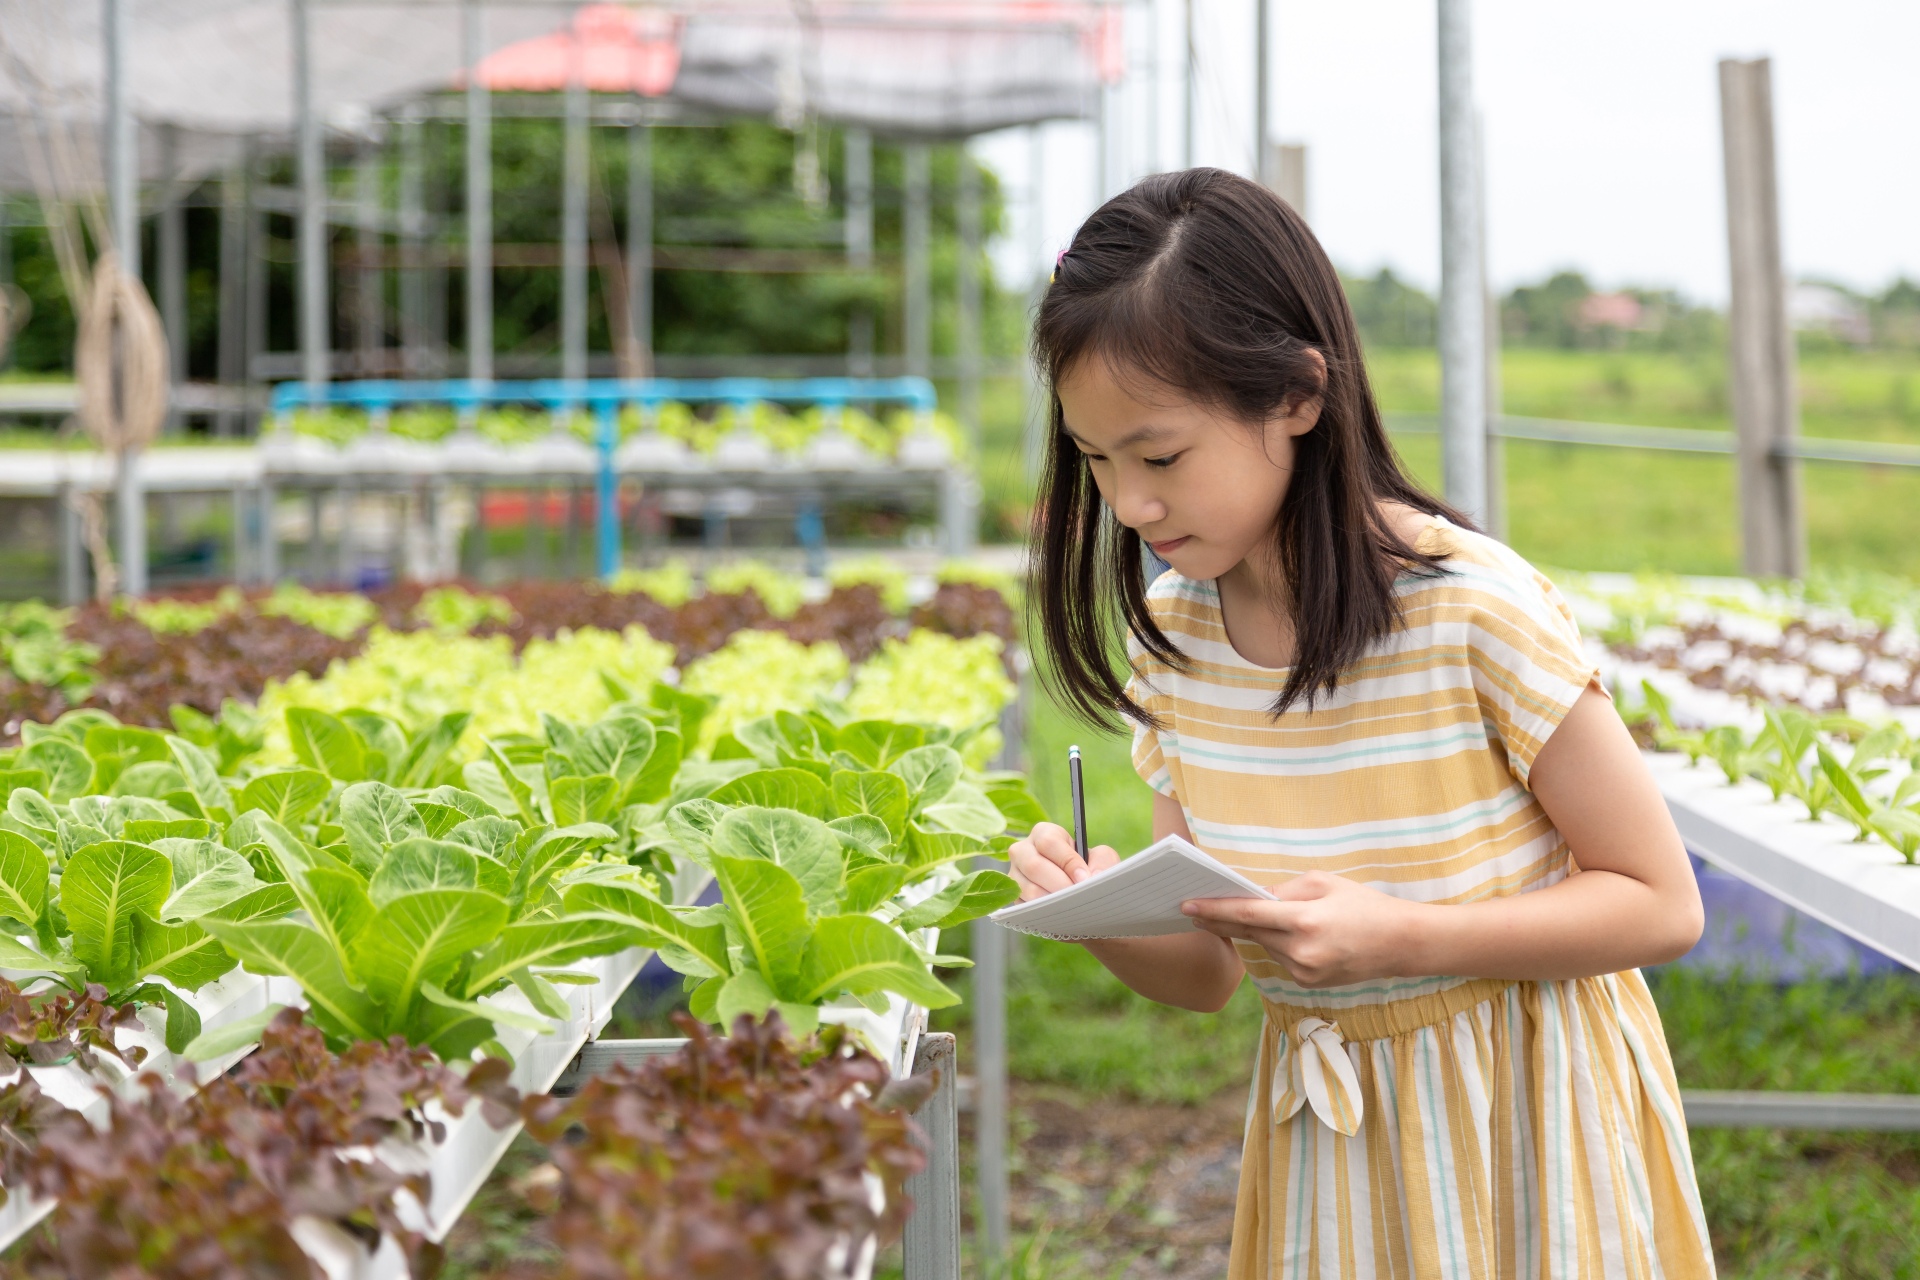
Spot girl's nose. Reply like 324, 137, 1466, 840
1110, 474, 1168, 530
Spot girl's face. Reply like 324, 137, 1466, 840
1056, 356, 1320, 585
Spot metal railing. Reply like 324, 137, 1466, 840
1388, 411, 1920, 469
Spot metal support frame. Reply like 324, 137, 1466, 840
1435, 0, 1487, 526
845, 127, 875, 378
903, 144, 931, 382
293, 0, 328, 392
105, 0, 137, 278
902, 1032, 961, 1280
969, 685, 1026, 1266
104, 0, 147, 597
1477, 113, 1504, 540
245, 137, 267, 392
399, 108, 427, 376
158, 124, 187, 433
1719, 57, 1805, 579
561, 72, 590, 383
1682, 1090, 1920, 1131
1024, 126, 1047, 486
356, 138, 384, 375
466, 2, 494, 383
625, 119, 652, 378
1182, 0, 1196, 169
218, 161, 247, 433
1254, 0, 1271, 186
955, 150, 982, 555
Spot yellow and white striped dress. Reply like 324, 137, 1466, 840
1126, 518, 1715, 1280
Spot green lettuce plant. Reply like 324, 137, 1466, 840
571, 707, 1039, 1036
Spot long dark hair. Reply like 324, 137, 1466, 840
1031, 167, 1468, 730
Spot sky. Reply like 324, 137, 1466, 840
973, 0, 1920, 304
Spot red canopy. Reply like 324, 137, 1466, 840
476, 4, 681, 97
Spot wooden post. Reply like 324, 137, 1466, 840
1719, 57, 1805, 579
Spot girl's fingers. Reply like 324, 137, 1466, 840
1009, 823, 1106, 900
1182, 897, 1297, 928
1031, 822, 1097, 882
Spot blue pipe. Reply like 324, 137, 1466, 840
594, 402, 620, 581
269, 376, 937, 415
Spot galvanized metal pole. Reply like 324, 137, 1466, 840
957, 153, 982, 472
293, 0, 328, 393
562, 71, 589, 383
158, 123, 186, 432
104, 0, 146, 596
1435, 0, 1487, 524
1477, 113, 1504, 540
903, 144, 931, 381
355, 138, 382, 375
1182, 0, 1195, 168
399, 109, 425, 375
1719, 57, 1806, 579
245, 137, 268, 401
625, 118, 652, 376
971, 692, 1024, 1266
1024, 125, 1047, 486
217, 162, 246, 432
104, 0, 137, 279
1254, 0, 1271, 185
845, 127, 874, 377
465, 0, 493, 383
901, 1033, 961, 1280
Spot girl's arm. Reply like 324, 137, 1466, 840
1182, 687, 1706, 986
1008, 793, 1245, 1012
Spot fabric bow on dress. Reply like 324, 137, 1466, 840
1271, 1017, 1363, 1137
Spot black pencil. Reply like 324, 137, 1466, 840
1068, 744, 1089, 862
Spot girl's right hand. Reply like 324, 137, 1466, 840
1007, 821, 1120, 901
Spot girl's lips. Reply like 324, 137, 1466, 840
1148, 536, 1190, 555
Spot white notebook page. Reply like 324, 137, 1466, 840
988, 835, 1275, 940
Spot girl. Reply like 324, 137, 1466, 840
1010, 168, 1715, 1279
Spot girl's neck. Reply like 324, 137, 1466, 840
1212, 502, 1438, 671
1216, 542, 1295, 670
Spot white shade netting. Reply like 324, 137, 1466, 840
0, 0, 1120, 197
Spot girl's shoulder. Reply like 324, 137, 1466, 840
1403, 516, 1584, 649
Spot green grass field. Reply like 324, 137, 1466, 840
967, 346, 1920, 578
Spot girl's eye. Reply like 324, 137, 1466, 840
1144, 453, 1181, 469
1077, 450, 1107, 463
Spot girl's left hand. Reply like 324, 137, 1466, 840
1181, 872, 1425, 988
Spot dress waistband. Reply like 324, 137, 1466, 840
1260, 976, 1517, 1043
1255, 979, 1519, 1136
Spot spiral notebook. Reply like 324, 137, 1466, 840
988, 835, 1275, 941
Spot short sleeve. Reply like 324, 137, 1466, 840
1124, 631, 1179, 799
1465, 566, 1601, 787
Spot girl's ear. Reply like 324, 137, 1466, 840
1276, 348, 1328, 438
